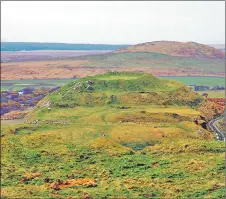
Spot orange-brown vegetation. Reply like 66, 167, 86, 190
49, 178, 97, 190
1, 101, 21, 108
1, 60, 90, 80
22, 172, 42, 183
197, 100, 224, 120
1, 110, 28, 120
2, 61, 224, 80
207, 98, 225, 106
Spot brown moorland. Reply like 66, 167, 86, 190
1, 41, 225, 80
3, 61, 224, 80
1, 60, 90, 80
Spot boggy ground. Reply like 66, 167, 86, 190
1, 72, 224, 198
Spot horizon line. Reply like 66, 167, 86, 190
1, 41, 225, 45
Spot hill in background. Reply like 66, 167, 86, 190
116, 41, 225, 59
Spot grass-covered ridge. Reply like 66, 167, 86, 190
1, 72, 224, 198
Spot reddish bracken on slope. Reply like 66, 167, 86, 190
207, 98, 225, 106
116, 41, 225, 59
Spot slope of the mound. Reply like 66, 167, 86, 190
115, 41, 225, 59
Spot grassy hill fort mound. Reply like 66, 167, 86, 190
2, 72, 225, 198
45, 72, 200, 107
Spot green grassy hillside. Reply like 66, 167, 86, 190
1, 72, 224, 198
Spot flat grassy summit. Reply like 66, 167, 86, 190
116, 41, 225, 59
2, 72, 224, 198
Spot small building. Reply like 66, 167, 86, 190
211, 86, 225, 91
188, 85, 196, 90
194, 86, 209, 91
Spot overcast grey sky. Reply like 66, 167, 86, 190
1, 1, 225, 44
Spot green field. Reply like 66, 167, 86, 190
197, 90, 225, 98
160, 76, 225, 87
160, 76, 225, 98
1, 79, 74, 91
1, 72, 224, 198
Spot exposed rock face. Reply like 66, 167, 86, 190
116, 41, 225, 59
194, 118, 207, 130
